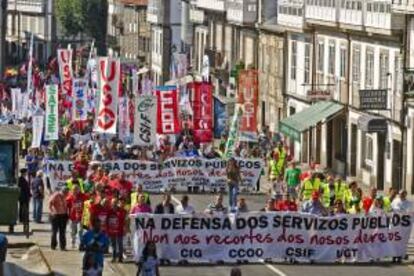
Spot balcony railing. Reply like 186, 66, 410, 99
147, 0, 164, 24
196, 0, 226, 12
392, 0, 414, 13
226, 0, 258, 25
8, 0, 45, 13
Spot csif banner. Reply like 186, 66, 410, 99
156, 86, 180, 134
57, 49, 73, 96
238, 70, 258, 142
134, 96, 157, 147
45, 85, 59, 141
132, 213, 414, 263
94, 57, 120, 134
72, 79, 88, 121
192, 82, 213, 144
45, 157, 263, 192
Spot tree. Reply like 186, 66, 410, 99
55, 0, 85, 38
82, 0, 108, 56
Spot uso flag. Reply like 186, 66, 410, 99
156, 86, 180, 134
94, 57, 120, 134
238, 70, 258, 142
192, 82, 213, 143
57, 49, 73, 96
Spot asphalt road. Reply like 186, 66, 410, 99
113, 192, 414, 276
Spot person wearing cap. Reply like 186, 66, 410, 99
284, 162, 301, 199
18, 168, 31, 224
391, 190, 413, 212
49, 187, 69, 250
301, 191, 328, 216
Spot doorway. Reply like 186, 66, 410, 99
392, 139, 402, 190
377, 133, 386, 191
350, 124, 357, 176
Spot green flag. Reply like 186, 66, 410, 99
224, 106, 243, 159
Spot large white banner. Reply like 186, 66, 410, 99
31, 115, 44, 148
45, 157, 263, 192
132, 213, 413, 263
118, 97, 130, 143
11, 88, 21, 116
45, 85, 59, 141
72, 79, 88, 121
134, 96, 157, 146
94, 57, 120, 134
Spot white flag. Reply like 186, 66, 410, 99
31, 114, 44, 148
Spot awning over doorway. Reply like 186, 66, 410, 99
279, 101, 343, 141
357, 115, 387, 133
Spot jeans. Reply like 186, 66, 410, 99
51, 214, 68, 250
228, 184, 239, 212
110, 236, 124, 261
32, 197, 43, 222
70, 221, 83, 247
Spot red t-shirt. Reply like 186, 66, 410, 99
113, 180, 133, 200
66, 193, 88, 222
276, 200, 298, 212
74, 160, 88, 178
107, 208, 127, 237
362, 197, 374, 214
90, 203, 110, 233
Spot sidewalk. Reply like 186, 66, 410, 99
0, 198, 122, 276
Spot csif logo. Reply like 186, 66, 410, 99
137, 97, 155, 112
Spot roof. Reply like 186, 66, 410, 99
279, 101, 343, 141
0, 125, 24, 141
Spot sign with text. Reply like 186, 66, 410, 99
45, 85, 58, 141
359, 89, 388, 110
156, 86, 180, 134
238, 70, 258, 142
72, 79, 88, 121
134, 96, 157, 146
307, 90, 332, 101
45, 157, 263, 192
193, 82, 213, 144
94, 57, 120, 134
57, 49, 73, 96
132, 213, 413, 263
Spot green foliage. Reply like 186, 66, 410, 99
55, 0, 85, 37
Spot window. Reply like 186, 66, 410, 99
304, 43, 311, 84
318, 42, 324, 72
291, 41, 297, 80
365, 48, 374, 88
379, 50, 389, 89
328, 41, 335, 75
361, 132, 374, 170
352, 45, 361, 82
340, 47, 347, 78
394, 54, 401, 94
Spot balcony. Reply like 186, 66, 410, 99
196, 0, 225, 12
305, 0, 337, 26
277, 0, 305, 29
226, 0, 258, 25
147, 0, 164, 24
392, 0, 414, 13
8, 0, 45, 14
189, 6, 205, 23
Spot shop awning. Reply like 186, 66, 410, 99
0, 125, 24, 141
279, 101, 343, 141
357, 115, 387, 133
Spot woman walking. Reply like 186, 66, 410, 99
226, 158, 242, 213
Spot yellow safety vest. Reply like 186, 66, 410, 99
302, 178, 320, 201
82, 199, 91, 229
322, 183, 331, 208
275, 148, 287, 172
334, 181, 348, 203
130, 192, 150, 207
66, 178, 85, 193
383, 196, 392, 212
269, 160, 280, 180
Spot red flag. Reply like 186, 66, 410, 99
238, 70, 258, 140
192, 82, 213, 144
156, 86, 180, 134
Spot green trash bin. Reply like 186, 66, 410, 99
0, 186, 20, 233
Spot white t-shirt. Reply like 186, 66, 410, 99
391, 198, 413, 212
176, 204, 195, 215
140, 256, 159, 276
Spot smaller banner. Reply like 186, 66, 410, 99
118, 97, 131, 143
57, 49, 73, 96
20, 92, 29, 119
72, 79, 88, 121
224, 106, 243, 158
214, 96, 227, 139
31, 114, 44, 148
134, 96, 157, 146
238, 70, 258, 142
45, 85, 59, 141
94, 57, 120, 134
27, 34, 34, 97
156, 86, 180, 134
132, 213, 413, 263
193, 82, 213, 144
11, 88, 21, 116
